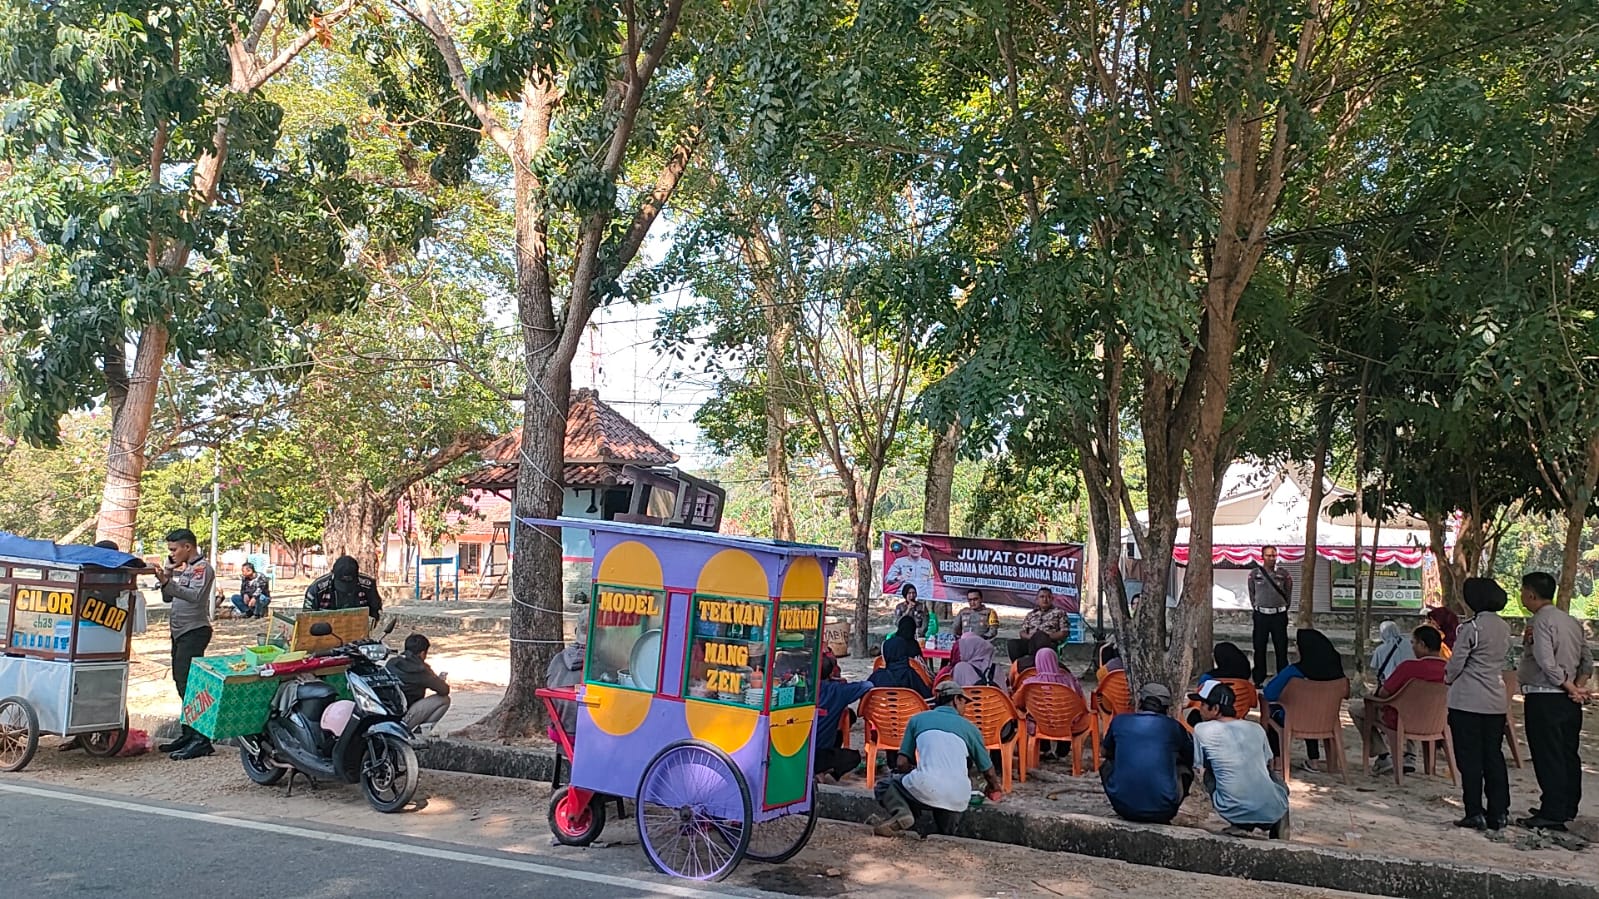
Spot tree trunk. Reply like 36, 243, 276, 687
95, 323, 168, 550
1556, 431, 1599, 611
851, 518, 875, 658
1297, 392, 1335, 627
923, 420, 961, 619
1349, 365, 1370, 677
766, 298, 796, 542
485, 363, 572, 737
323, 486, 383, 574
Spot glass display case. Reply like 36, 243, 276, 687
585, 582, 666, 692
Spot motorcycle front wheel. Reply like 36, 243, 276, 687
239, 740, 286, 785
361, 732, 418, 813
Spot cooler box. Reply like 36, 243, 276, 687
181, 653, 348, 740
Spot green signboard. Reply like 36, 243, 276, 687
1330, 562, 1423, 611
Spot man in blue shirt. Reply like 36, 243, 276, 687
815, 655, 871, 782
1099, 683, 1194, 823
868, 680, 1003, 837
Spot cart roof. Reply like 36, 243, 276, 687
520, 517, 863, 560
0, 531, 143, 570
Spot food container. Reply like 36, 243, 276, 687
244, 644, 283, 667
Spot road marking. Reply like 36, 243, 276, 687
0, 781, 769, 898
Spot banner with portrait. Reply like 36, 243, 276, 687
881, 532, 1085, 612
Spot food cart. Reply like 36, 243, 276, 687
0, 533, 141, 771
532, 518, 856, 882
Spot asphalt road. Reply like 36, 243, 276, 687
0, 782, 771, 898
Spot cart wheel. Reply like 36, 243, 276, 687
548, 786, 607, 846
746, 801, 818, 864
0, 696, 40, 773
81, 718, 129, 758
635, 740, 752, 882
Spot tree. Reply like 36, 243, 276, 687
0, 2, 417, 550
380, 0, 726, 735
925, 0, 1392, 694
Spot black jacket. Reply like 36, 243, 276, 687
304, 572, 383, 619
387, 652, 450, 705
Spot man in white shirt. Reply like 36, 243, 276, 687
868, 680, 1002, 837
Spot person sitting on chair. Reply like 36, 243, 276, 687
387, 634, 451, 734
1350, 625, 1445, 775
815, 655, 872, 783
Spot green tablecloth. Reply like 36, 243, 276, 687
180, 653, 348, 740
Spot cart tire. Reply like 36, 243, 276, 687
746, 801, 818, 863
81, 719, 129, 758
0, 696, 40, 773
239, 741, 286, 785
635, 740, 752, 881
548, 785, 607, 846
360, 732, 418, 813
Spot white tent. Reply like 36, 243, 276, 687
1126, 460, 1433, 612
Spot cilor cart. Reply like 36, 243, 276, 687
531, 518, 857, 882
0, 533, 142, 771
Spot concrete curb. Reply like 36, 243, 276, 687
414, 737, 1597, 899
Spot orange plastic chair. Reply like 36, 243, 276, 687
1361, 680, 1455, 786
1502, 670, 1523, 769
859, 688, 929, 791
959, 685, 1023, 792
933, 666, 954, 686
834, 706, 856, 751
1266, 677, 1350, 783
1091, 670, 1134, 735
1180, 678, 1260, 732
1014, 682, 1098, 777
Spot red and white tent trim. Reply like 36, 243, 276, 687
1173, 545, 1429, 569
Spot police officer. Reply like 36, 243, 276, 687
156, 528, 217, 760
304, 554, 383, 622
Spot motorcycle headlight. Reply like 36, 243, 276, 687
348, 674, 387, 716
360, 644, 389, 662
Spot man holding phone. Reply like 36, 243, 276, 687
155, 528, 216, 760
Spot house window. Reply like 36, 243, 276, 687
458, 543, 483, 575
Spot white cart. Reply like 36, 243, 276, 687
0, 534, 141, 771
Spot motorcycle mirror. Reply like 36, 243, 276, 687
383, 618, 398, 636
310, 622, 334, 637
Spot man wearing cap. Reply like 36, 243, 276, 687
868, 680, 1003, 837
1192, 681, 1291, 839
885, 538, 936, 604
1099, 682, 1194, 824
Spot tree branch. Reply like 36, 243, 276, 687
397, 0, 516, 156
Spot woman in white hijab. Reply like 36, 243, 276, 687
1369, 619, 1415, 683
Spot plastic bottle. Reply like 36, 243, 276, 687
926, 608, 940, 641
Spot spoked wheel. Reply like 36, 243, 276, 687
361, 732, 419, 813
548, 785, 608, 846
239, 740, 286, 785
0, 696, 40, 773
80, 717, 129, 758
746, 802, 818, 863
635, 740, 753, 882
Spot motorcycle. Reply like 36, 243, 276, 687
236, 619, 419, 813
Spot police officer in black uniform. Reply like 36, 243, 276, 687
304, 554, 383, 622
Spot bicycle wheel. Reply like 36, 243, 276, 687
635, 740, 752, 881
746, 802, 817, 863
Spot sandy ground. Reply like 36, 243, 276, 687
9, 745, 1378, 899
120, 615, 1599, 886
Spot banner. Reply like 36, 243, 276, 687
1330, 561, 1424, 611
881, 532, 1084, 612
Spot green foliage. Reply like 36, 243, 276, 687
0, 415, 106, 539
0, 4, 427, 446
